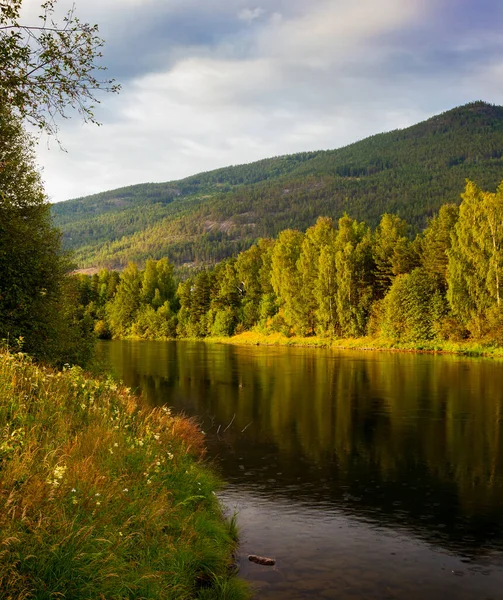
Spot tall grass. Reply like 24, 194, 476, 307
0, 350, 248, 599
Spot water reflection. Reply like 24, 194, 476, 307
98, 340, 503, 598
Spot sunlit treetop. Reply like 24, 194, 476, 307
0, 0, 120, 137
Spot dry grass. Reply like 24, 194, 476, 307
209, 331, 503, 357
0, 351, 248, 599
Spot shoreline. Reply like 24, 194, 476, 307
110, 331, 503, 358
202, 332, 503, 358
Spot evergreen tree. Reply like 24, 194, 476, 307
297, 217, 335, 335
373, 213, 419, 297
208, 260, 240, 336
421, 203, 459, 292
235, 240, 274, 328
106, 263, 142, 337
334, 216, 374, 336
176, 270, 215, 337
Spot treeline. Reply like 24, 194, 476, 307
76, 179, 503, 346
53, 102, 503, 270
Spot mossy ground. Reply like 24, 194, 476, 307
0, 350, 249, 599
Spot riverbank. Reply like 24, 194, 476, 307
207, 331, 503, 357
0, 350, 249, 599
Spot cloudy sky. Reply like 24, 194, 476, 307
27, 0, 503, 202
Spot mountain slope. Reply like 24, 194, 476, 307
52, 101, 503, 269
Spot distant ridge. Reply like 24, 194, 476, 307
52, 101, 503, 269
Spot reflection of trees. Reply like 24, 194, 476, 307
101, 341, 503, 550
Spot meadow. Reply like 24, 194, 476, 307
0, 350, 248, 599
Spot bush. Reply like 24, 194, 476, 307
131, 302, 177, 339
379, 268, 446, 343
210, 308, 237, 337
94, 319, 111, 339
267, 311, 291, 336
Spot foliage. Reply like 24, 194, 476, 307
314, 243, 338, 335
0, 104, 94, 364
270, 229, 304, 334
74, 180, 503, 349
447, 181, 503, 339
298, 217, 335, 335
379, 269, 446, 342
51, 102, 503, 269
0, 0, 119, 136
421, 203, 459, 291
334, 216, 374, 337
0, 350, 248, 598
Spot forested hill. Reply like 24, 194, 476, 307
52, 101, 503, 269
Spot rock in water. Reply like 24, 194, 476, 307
248, 554, 276, 566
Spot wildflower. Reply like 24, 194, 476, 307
123, 488, 128, 492
54, 465, 67, 480
114, 442, 118, 447
72, 498, 78, 505
147, 479, 152, 485
95, 493, 100, 497
71, 488, 76, 493
96, 501, 101, 506
47, 464, 67, 486
167, 452, 174, 460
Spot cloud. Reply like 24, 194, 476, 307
238, 7, 266, 23
32, 0, 503, 203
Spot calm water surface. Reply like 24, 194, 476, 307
98, 340, 503, 599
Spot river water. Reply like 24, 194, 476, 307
98, 340, 503, 599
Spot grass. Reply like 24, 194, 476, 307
0, 350, 249, 599
207, 331, 503, 358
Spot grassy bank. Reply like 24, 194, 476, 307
0, 350, 248, 599
207, 331, 503, 358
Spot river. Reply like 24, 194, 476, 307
97, 340, 503, 599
